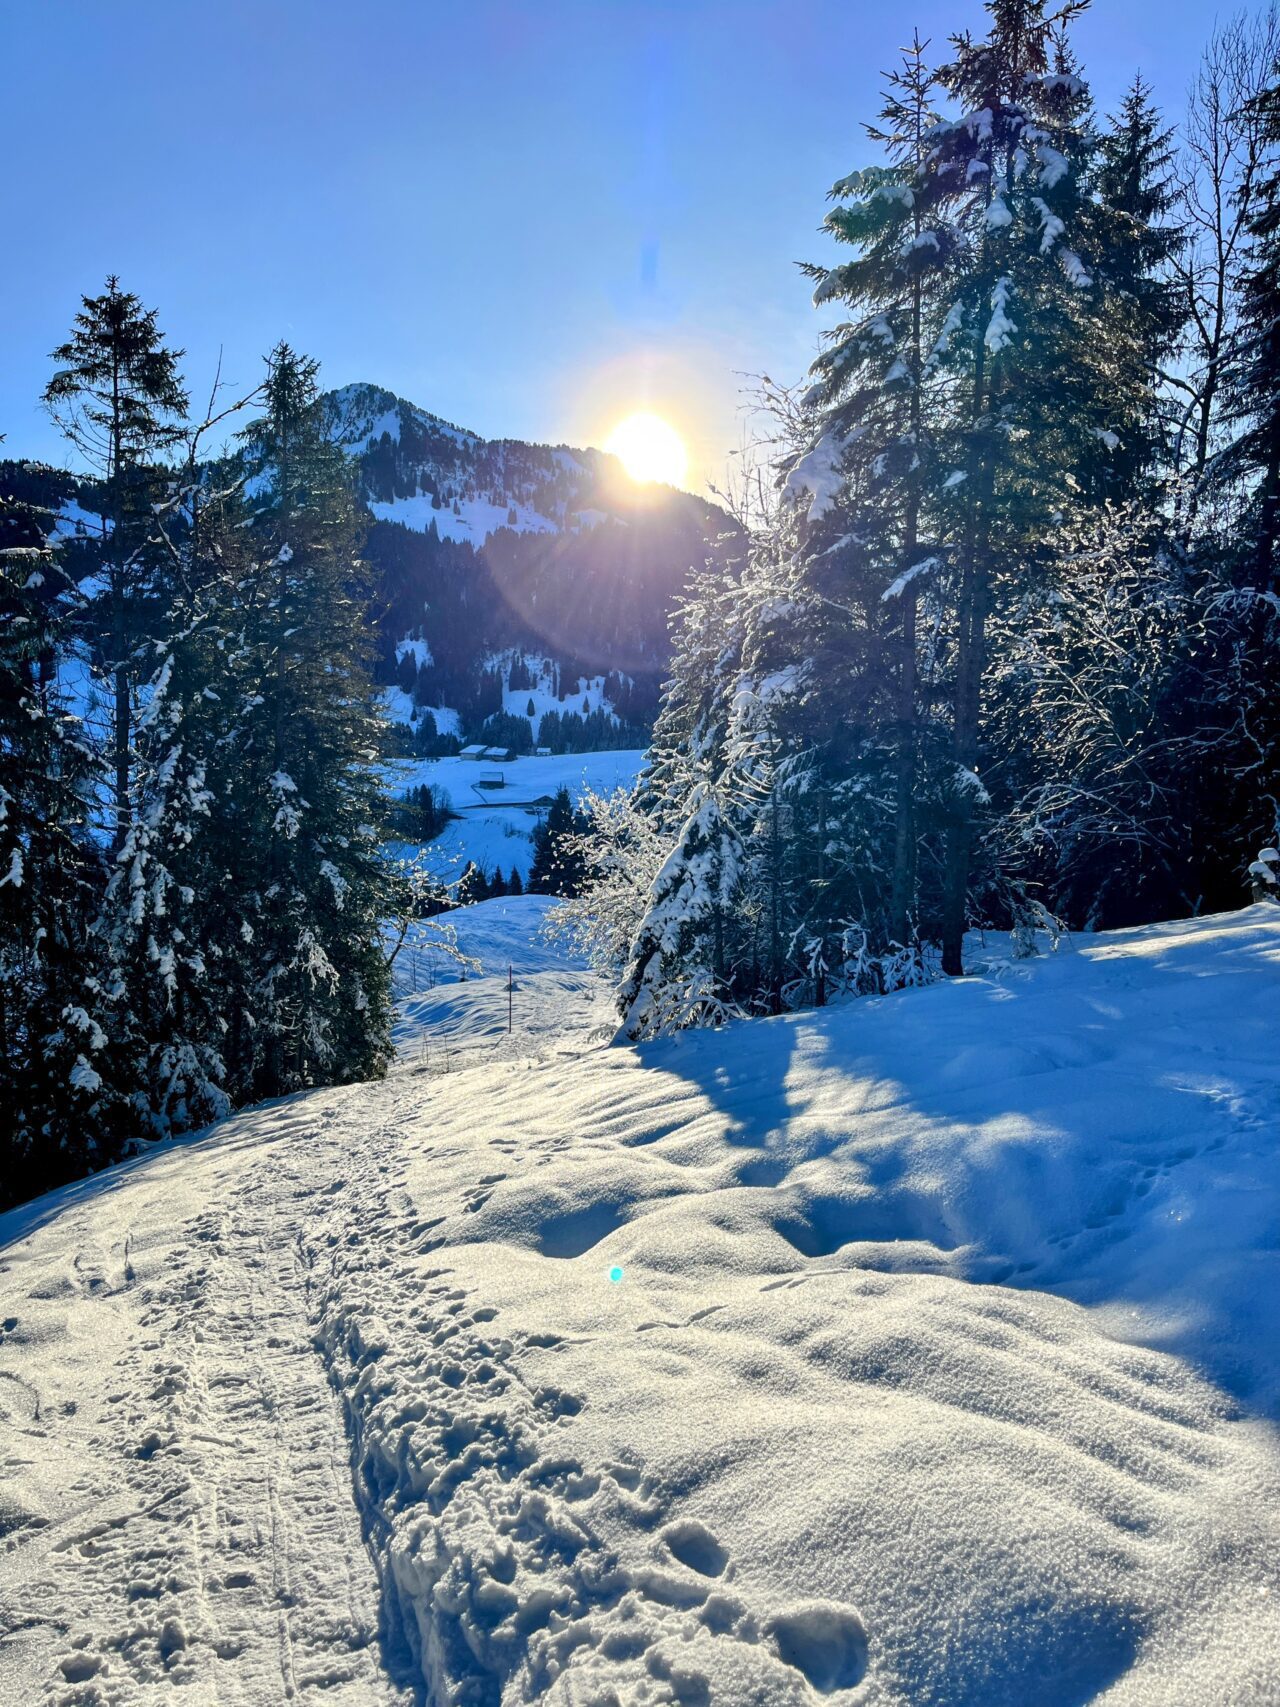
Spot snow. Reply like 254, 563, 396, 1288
881, 557, 939, 601
985, 276, 1017, 353
395, 636, 432, 668
380, 684, 419, 727
501, 671, 612, 738
1033, 195, 1066, 254
383, 749, 646, 881
783, 431, 848, 523
368, 492, 563, 544
2, 905, 1279, 1704
392, 895, 614, 1071
48, 497, 102, 544
382, 648, 621, 741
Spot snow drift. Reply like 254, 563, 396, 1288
1, 903, 1277, 1704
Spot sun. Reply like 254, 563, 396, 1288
604, 412, 688, 488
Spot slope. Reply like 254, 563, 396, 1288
1, 906, 1277, 1705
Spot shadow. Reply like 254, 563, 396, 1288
624, 912, 1280, 1422
0, 1088, 324, 1256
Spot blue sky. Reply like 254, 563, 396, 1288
3, 0, 1225, 490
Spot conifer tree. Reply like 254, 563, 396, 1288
529, 786, 589, 896
616, 781, 745, 1040
800, 34, 948, 950
920, 0, 1109, 971
1093, 77, 1185, 500
43, 279, 188, 850
0, 457, 104, 1201
1220, 66, 1280, 592
92, 540, 249, 1137
230, 345, 397, 1098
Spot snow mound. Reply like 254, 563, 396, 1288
1, 907, 1278, 1704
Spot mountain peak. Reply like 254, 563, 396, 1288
321, 382, 478, 457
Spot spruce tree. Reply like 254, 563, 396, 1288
529, 787, 589, 896
93, 587, 238, 1136
43, 279, 188, 850
1093, 77, 1185, 501
0, 457, 104, 1201
231, 345, 397, 1098
1220, 68, 1280, 592
800, 34, 948, 951
922, 0, 1109, 972
616, 782, 745, 1040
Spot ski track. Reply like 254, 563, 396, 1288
2, 900, 1279, 1704
0, 1100, 414, 1705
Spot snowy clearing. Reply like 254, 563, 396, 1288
1, 905, 1278, 1705
384, 750, 645, 882
391, 895, 615, 1072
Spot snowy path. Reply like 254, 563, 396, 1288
0, 1097, 414, 1704
2, 901, 1279, 1704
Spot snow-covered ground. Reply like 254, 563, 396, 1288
391, 895, 615, 1072
384, 749, 645, 882
368, 492, 563, 544
2, 905, 1278, 1705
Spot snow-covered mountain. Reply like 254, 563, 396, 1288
322, 383, 737, 742
1, 390, 737, 750
323, 381, 725, 549
2, 903, 1278, 1704
322, 381, 599, 545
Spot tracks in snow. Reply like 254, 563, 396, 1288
0, 1095, 414, 1705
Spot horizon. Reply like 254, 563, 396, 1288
3, 0, 1223, 493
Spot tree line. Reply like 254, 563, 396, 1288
1, 285, 400, 1205
560, 1, 1280, 1037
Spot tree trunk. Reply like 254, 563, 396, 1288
109, 353, 131, 853
889, 265, 925, 950
941, 326, 993, 978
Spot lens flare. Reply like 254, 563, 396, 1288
604, 412, 688, 488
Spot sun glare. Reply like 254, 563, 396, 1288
604, 412, 688, 488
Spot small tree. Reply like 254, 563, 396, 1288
616, 782, 745, 1041
528, 786, 589, 895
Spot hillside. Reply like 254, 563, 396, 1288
0, 387, 737, 754
1, 904, 1277, 1704
383, 747, 646, 883
329, 383, 737, 745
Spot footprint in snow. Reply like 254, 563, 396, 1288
662, 1518, 730, 1579
765, 1600, 869, 1694
534, 1385, 584, 1420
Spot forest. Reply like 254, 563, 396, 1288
554, 2, 1280, 1039
4, 0, 1280, 1195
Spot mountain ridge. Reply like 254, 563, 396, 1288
1, 383, 739, 753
